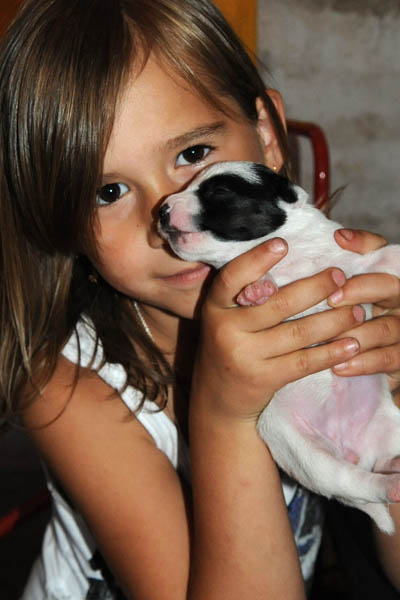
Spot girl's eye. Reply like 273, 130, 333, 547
96, 182, 130, 205
176, 145, 213, 167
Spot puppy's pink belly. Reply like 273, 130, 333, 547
292, 374, 384, 458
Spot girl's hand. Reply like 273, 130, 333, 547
330, 228, 400, 387
192, 238, 364, 424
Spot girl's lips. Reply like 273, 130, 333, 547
162, 263, 212, 286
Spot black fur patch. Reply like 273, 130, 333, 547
195, 164, 296, 241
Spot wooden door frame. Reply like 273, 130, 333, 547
213, 0, 257, 55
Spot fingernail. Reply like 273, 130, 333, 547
352, 305, 365, 322
338, 229, 354, 241
331, 269, 346, 287
344, 339, 359, 354
334, 361, 348, 371
334, 341, 359, 371
269, 238, 286, 254
329, 288, 344, 304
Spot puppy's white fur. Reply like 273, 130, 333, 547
159, 161, 400, 533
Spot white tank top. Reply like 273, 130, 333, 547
21, 319, 321, 599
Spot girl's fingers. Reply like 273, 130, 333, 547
331, 313, 400, 378
267, 337, 361, 388
334, 228, 387, 254
332, 343, 400, 378
235, 267, 347, 331
257, 305, 365, 359
328, 272, 400, 310
334, 314, 400, 352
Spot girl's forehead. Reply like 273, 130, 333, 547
118, 55, 221, 119
107, 55, 240, 152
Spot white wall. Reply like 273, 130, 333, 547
258, 0, 400, 241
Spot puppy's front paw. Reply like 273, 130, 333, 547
236, 275, 277, 306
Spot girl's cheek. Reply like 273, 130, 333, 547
96, 195, 135, 225
95, 204, 143, 247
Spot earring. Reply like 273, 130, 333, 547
88, 272, 98, 284
272, 164, 277, 172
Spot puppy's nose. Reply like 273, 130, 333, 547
158, 203, 170, 229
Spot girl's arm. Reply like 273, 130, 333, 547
187, 238, 365, 599
24, 360, 195, 599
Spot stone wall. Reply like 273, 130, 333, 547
258, 0, 400, 241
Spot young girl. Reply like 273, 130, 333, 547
1, 1, 400, 598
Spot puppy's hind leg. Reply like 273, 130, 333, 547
258, 405, 399, 531
345, 502, 394, 535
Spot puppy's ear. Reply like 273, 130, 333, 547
291, 184, 310, 208
251, 163, 297, 205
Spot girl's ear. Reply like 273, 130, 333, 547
255, 89, 286, 171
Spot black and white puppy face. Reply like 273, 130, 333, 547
158, 161, 304, 268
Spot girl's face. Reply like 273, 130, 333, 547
93, 56, 283, 333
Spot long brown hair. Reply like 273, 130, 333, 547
0, 0, 290, 428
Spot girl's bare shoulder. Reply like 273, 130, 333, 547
23, 355, 141, 431
22, 354, 159, 461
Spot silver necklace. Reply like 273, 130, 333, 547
133, 301, 154, 342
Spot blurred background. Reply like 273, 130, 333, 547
258, 0, 400, 241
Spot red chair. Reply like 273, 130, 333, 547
287, 119, 330, 213
0, 488, 50, 538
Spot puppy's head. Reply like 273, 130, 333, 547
158, 161, 304, 268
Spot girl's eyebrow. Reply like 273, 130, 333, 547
165, 122, 226, 152
101, 122, 227, 182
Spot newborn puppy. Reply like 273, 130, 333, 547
158, 161, 400, 534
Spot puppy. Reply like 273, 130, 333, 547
158, 161, 400, 534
